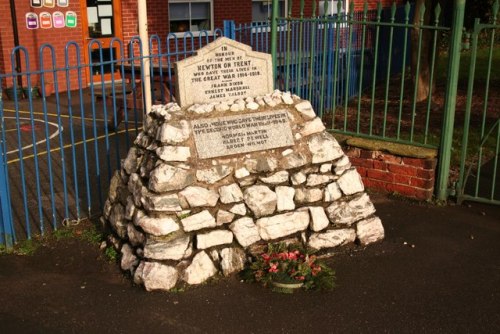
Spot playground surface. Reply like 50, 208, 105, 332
1, 194, 499, 333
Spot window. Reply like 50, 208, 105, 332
169, 0, 213, 33
252, 0, 287, 23
318, 1, 347, 16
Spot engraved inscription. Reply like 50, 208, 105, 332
192, 110, 294, 159
175, 37, 273, 107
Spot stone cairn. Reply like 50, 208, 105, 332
102, 91, 385, 291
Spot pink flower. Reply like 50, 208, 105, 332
296, 276, 305, 281
261, 253, 270, 262
268, 262, 279, 273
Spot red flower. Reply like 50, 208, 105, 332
261, 253, 270, 262
268, 262, 279, 273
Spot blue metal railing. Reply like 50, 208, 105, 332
0, 31, 222, 247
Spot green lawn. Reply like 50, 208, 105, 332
437, 46, 500, 83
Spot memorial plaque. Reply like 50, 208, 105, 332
191, 110, 294, 159
175, 37, 273, 107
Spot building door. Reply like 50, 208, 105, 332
80, 0, 123, 84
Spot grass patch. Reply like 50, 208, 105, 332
104, 246, 118, 262
80, 225, 103, 245
53, 227, 75, 240
437, 47, 500, 84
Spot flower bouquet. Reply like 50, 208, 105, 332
242, 243, 336, 293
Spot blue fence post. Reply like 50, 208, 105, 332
223, 20, 236, 39
0, 141, 14, 249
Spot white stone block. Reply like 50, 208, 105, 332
183, 251, 218, 285
196, 165, 233, 184
135, 214, 180, 236
300, 117, 326, 137
197, 230, 234, 249
324, 182, 343, 202
219, 183, 244, 204
181, 210, 216, 232
156, 146, 191, 162
142, 192, 183, 212
229, 203, 247, 216
291, 171, 307, 185
229, 217, 261, 247
135, 261, 178, 292
216, 210, 235, 226
120, 243, 138, 273
143, 235, 192, 261
308, 229, 356, 250
256, 211, 310, 240
295, 101, 316, 120
149, 163, 195, 193
243, 185, 277, 218
259, 171, 289, 185
220, 248, 246, 276
337, 168, 365, 195
356, 216, 385, 245
179, 186, 219, 207
235, 167, 250, 179
326, 193, 376, 226
294, 188, 323, 204
308, 132, 344, 163
156, 120, 190, 144
276, 186, 295, 212
309, 206, 330, 232
306, 174, 336, 187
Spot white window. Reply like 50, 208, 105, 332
318, 1, 348, 16
169, 0, 213, 34
252, 0, 287, 23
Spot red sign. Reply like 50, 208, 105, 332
40, 12, 52, 29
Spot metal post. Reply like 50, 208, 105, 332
436, 0, 466, 201
138, 0, 152, 113
223, 20, 236, 40
270, 0, 279, 86
0, 112, 14, 248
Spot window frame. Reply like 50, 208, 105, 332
251, 0, 288, 23
168, 0, 214, 37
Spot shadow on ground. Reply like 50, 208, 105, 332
0, 194, 499, 333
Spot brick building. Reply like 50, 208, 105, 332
0, 0, 396, 90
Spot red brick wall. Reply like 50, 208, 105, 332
1, 0, 402, 90
346, 147, 437, 201
0, 0, 83, 90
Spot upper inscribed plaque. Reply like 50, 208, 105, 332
175, 37, 274, 107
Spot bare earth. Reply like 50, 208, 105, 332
1, 194, 500, 333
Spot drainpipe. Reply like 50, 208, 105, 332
138, 0, 152, 113
9, 0, 23, 87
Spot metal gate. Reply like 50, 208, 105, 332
456, 3, 500, 205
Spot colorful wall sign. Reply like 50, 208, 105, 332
66, 11, 77, 28
43, 0, 56, 8
53, 11, 65, 28
26, 13, 39, 29
31, 0, 43, 8
40, 12, 53, 29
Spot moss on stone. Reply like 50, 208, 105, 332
346, 137, 438, 159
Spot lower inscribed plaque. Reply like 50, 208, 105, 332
191, 110, 294, 159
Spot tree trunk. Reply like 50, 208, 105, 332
412, 0, 436, 103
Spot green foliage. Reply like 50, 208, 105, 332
14, 240, 38, 256
53, 228, 74, 240
242, 243, 336, 292
105, 246, 118, 262
80, 226, 103, 244
0, 244, 10, 255
177, 212, 191, 220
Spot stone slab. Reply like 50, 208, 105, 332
175, 37, 273, 107
191, 110, 294, 159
